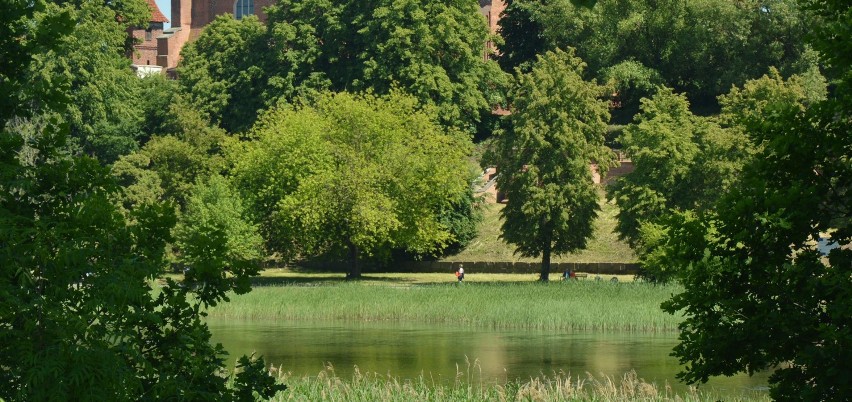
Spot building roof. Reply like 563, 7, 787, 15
146, 0, 169, 23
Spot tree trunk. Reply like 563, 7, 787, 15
540, 243, 551, 282
348, 242, 361, 279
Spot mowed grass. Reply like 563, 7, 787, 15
205, 277, 683, 332
441, 192, 636, 263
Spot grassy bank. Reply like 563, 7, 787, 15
206, 279, 683, 331
246, 365, 768, 402
441, 195, 636, 264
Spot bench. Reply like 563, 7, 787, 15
561, 272, 588, 280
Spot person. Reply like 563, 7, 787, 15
457, 264, 465, 282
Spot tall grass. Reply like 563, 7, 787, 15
206, 281, 683, 331
248, 363, 768, 402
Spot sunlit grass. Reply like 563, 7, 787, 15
250, 364, 769, 402
206, 279, 682, 332
441, 191, 637, 263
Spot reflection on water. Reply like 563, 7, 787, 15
207, 319, 769, 396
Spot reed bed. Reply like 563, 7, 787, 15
249, 363, 768, 402
206, 281, 683, 332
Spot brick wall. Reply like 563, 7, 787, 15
129, 23, 164, 66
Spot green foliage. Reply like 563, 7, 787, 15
174, 175, 264, 306
179, 0, 507, 133
112, 97, 227, 211
498, 0, 816, 111
0, 0, 74, 124
178, 15, 269, 133
31, 0, 153, 162
0, 6, 284, 398
0, 123, 281, 400
496, 0, 548, 73
599, 61, 665, 124
233, 354, 288, 401
612, 71, 827, 282
718, 67, 825, 130
608, 88, 752, 282
229, 92, 472, 276
495, 49, 613, 281
661, 100, 851, 402
434, 186, 483, 256
660, 1, 851, 397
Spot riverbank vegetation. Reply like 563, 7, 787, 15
4, 0, 849, 397
205, 278, 682, 332
253, 365, 769, 402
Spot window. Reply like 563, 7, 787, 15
234, 0, 254, 19
145, 29, 153, 41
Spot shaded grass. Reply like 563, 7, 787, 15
206, 280, 683, 332
441, 193, 636, 263
253, 364, 769, 402
250, 269, 637, 285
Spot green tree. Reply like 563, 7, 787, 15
230, 92, 472, 277
31, 0, 154, 162
1, 4, 284, 398
173, 175, 265, 304
178, 15, 269, 133
496, 0, 548, 73
0, 125, 284, 400
112, 96, 228, 212
660, 0, 851, 398
498, 0, 815, 112
495, 49, 613, 281
610, 72, 821, 282
179, 0, 507, 133
609, 88, 746, 248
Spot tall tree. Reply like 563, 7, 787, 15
0, 3, 284, 398
0, 124, 284, 400
496, 0, 816, 112
179, 0, 508, 133
229, 92, 471, 277
660, 0, 851, 398
178, 15, 269, 133
495, 49, 613, 281
496, 0, 547, 73
611, 72, 824, 282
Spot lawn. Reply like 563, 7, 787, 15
440, 191, 636, 264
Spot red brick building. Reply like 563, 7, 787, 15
132, 0, 505, 74
128, 0, 169, 76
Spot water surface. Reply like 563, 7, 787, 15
208, 319, 769, 396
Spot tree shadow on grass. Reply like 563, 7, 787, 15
250, 274, 412, 287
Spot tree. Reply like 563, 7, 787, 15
178, 15, 269, 133
1, 3, 284, 398
659, 0, 851, 398
496, 0, 816, 112
610, 71, 822, 282
178, 0, 508, 133
173, 175, 265, 303
495, 49, 613, 281
31, 0, 154, 163
608, 88, 747, 249
0, 124, 284, 400
229, 92, 472, 277
496, 0, 548, 73
112, 95, 228, 212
